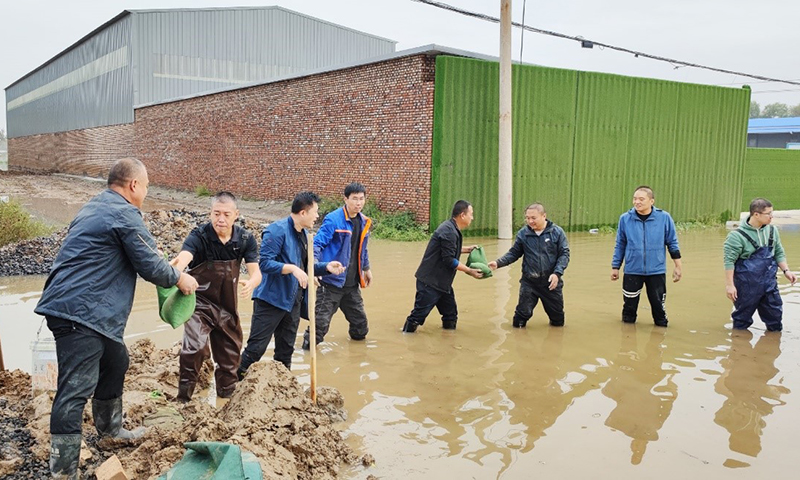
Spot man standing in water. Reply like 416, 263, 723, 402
170, 192, 261, 401
489, 203, 570, 327
611, 186, 682, 327
35, 158, 198, 479
302, 182, 372, 350
237, 192, 344, 376
402, 200, 482, 333
724, 198, 796, 331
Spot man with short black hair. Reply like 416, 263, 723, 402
402, 200, 482, 333
302, 182, 373, 349
611, 186, 682, 327
489, 203, 570, 327
238, 192, 344, 375
724, 197, 796, 331
170, 192, 261, 401
35, 158, 198, 478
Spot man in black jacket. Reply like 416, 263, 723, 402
489, 203, 570, 327
402, 200, 482, 332
35, 158, 198, 479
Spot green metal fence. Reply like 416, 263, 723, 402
742, 148, 800, 211
431, 56, 751, 232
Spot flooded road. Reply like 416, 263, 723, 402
2, 229, 799, 479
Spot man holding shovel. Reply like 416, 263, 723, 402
170, 192, 261, 401
489, 203, 570, 327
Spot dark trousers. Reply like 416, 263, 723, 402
304, 283, 369, 344
240, 297, 301, 371
621, 274, 668, 326
47, 317, 128, 435
731, 278, 782, 331
513, 276, 565, 327
406, 280, 458, 327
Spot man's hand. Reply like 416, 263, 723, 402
462, 245, 478, 253
488, 261, 498, 270
785, 270, 797, 285
238, 278, 259, 298
548, 274, 559, 291
610, 268, 620, 281
467, 267, 483, 279
292, 266, 309, 289
326, 261, 345, 275
726, 284, 737, 302
672, 266, 682, 283
176, 272, 199, 295
364, 269, 373, 287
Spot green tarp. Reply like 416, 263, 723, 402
158, 442, 262, 480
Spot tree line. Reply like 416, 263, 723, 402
750, 101, 800, 119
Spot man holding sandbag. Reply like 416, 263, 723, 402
35, 158, 198, 479
170, 192, 261, 402
402, 200, 483, 333
489, 203, 570, 327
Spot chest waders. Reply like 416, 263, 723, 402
731, 228, 783, 331
178, 258, 243, 400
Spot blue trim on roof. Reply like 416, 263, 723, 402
748, 117, 800, 134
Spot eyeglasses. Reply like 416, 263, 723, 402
756, 211, 774, 217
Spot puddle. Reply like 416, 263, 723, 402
2, 230, 800, 478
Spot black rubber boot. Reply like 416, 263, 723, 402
50, 433, 81, 479
176, 382, 196, 403
402, 320, 418, 333
92, 397, 145, 447
442, 320, 457, 330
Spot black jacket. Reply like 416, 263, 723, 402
497, 220, 570, 280
415, 219, 463, 293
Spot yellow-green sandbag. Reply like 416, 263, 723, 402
156, 285, 196, 329
469, 262, 492, 279
467, 246, 488, 267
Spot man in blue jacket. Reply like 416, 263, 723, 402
611, 186, 682, 327
237, 192, 344, 376
302, 182, 372, 350
35, 158, 198, 479
489, 203, 570, 327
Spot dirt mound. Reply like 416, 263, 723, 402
0, 340, 361, 479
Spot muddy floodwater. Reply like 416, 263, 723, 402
2, 229, 799, 479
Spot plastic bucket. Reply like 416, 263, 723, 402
30, 338, 58, 392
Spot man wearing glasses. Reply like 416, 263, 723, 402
724, 198, 797, 331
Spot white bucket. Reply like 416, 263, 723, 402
30, 338, 58, 392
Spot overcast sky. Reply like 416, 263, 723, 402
2, 0, 799, 133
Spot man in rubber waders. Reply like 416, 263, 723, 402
402, 200, 482, 333
611, 185, 682, 327
302, 182, 372, 350
34, 158, 198, 479
489, 203, 570, 327
170, 192, 261, 401
238, 192, 345, 376
724, 198, 796, 331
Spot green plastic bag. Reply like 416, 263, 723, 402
466, 246, 492, 279
156, 285, 196, 329
158, 442, 262, 480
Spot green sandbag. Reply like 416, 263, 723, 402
157, 442, 262, 480
466, 246, 492, 278
156, 285, 196, 329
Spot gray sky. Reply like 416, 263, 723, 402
2, 0, 799, 133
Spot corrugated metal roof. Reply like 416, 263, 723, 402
748, 117, 800, 134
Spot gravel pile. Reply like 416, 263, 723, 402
0, 209, 264, 277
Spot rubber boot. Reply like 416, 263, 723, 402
50, 433, 81, 479
176, 382, 196, 403
92, 397, 145, 448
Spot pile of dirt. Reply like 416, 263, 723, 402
0, 209, 264, 277
0, 339, 361, 479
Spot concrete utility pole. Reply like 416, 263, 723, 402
498, 0, 513, 239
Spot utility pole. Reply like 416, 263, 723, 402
498, 0, 513, 239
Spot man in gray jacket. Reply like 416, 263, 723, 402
35, 158, 198, 479
489, 203, 570, 327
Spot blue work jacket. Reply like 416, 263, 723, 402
611, 207, 680, 275
314, 206, 371, 288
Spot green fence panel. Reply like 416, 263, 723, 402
742, 148, 800, 211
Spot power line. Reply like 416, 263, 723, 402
410, 0, 800, 87
750, 88, 800, 95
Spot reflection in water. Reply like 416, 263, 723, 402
714, 330, 789, 459
602, 324, 678, 465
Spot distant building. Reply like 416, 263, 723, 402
747, 117, 800, 148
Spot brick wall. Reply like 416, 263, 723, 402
8, 124, 134, 177
135, 54, 436, 223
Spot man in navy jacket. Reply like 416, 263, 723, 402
611, 186, 682, 327
302, 182, 372, 349
238, 191, 344, 375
